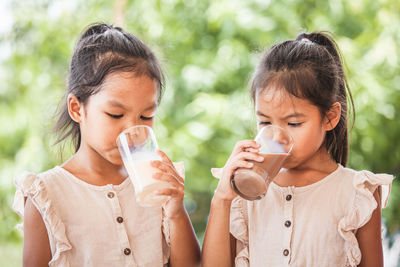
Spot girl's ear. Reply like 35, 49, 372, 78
324, 102, 341, 131
67, 93, 84, 123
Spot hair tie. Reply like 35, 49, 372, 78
301, 38, 312, 43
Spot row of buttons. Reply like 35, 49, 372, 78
108, 192, 124, 223
283, 194, 292, 257
108, 192, 295, 258
108, 191, 131, 256
285, 194, 292, 228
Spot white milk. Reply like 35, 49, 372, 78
123, 151, 171, 206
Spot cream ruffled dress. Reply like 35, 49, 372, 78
13, 162, 184, 267
213, 165, 393, 267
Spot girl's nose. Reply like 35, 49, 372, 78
124, 120, 140, 130
271, 128, 294, 153
272, 129, 289, 145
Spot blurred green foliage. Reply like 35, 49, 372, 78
0, 0, 399, 264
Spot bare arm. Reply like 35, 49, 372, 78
356, 188, 383, 267
169, 206, 201, 267
152, 150, 200, 267
202, 196, 236, 267
23, 197, 52, 267
202, 140, 262, 267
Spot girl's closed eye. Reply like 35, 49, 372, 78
140, 115, 154, 121
106, 112, 123, 119
259, 121, 271, 126
288, 122, 303, 127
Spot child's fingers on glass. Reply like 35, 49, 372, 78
154, 187, 184, 197
151, 160, 170, 171
234, 160, 253, 169
155, 149, 174, 166
151, 160, 184, 184
150, 160, 167, 172
152, 172, 184, 186
223, 160, 253, 179
234, 151, 264, 162
244, 147, 260, 153
232, 140, 260, 154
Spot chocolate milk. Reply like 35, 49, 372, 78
232, 153, 288, 200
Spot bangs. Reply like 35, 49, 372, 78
254, 67, 320, 101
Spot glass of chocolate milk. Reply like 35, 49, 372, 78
116, 125, 173, 207
231, 125, 294, 200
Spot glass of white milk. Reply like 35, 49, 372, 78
116, 125, 172, 207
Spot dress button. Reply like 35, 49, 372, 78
286, 194, 292, 201
124, 248, 131, 255
285, 220, 291, 227
107, 192, 115, 198
117, 216, 124, 223
283, 249, 289, 256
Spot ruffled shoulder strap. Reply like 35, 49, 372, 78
12, 171, 72, 267
13, 172, 38, 221
230, 197, 250, 267
338, 170, 394, 266
354, 170, 393, 209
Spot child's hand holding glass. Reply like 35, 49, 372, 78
151, 150, 186, 218
213, 140, 264, 202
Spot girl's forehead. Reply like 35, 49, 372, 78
257, 88, 288, 103
255, 88, 315, 114
91, 72, 158, 106
108, 72, 155, 92
256, 88, 294, 108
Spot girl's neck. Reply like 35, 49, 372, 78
274, 146, 339, 187
62, 144, 126, 186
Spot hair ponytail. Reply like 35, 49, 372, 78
250, 31, 354, 166
300, 32, 355, 166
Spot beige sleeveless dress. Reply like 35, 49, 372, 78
13, 162, 184, 267
214, 165, 393, 267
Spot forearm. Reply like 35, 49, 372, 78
169, 205, 201, 267
202, 196, 234, 267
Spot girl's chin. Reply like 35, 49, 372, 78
105, 152, 124, 166
282, 160, 296, 170
110, 157, 124, 166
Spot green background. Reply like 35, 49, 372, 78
1, 0, 399, 265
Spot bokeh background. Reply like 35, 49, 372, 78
0, 0, 399, 265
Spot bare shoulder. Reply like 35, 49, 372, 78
23, 197, 52, 267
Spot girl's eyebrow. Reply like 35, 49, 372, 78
143, 103, 157, 111
256, 110, 306, 119
283, 113, 306, 120
107, 100, 127, 109
107, 101, 157, 111
256, 111, 268, 117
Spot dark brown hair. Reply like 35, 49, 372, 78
54, 23, 164, 151
250, 32, 354, 166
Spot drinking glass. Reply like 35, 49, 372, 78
231, 125, 294, 200
117, 125, 172, 206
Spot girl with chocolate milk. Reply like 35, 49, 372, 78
202, 32, 394, 267
13, 23, 200, 266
